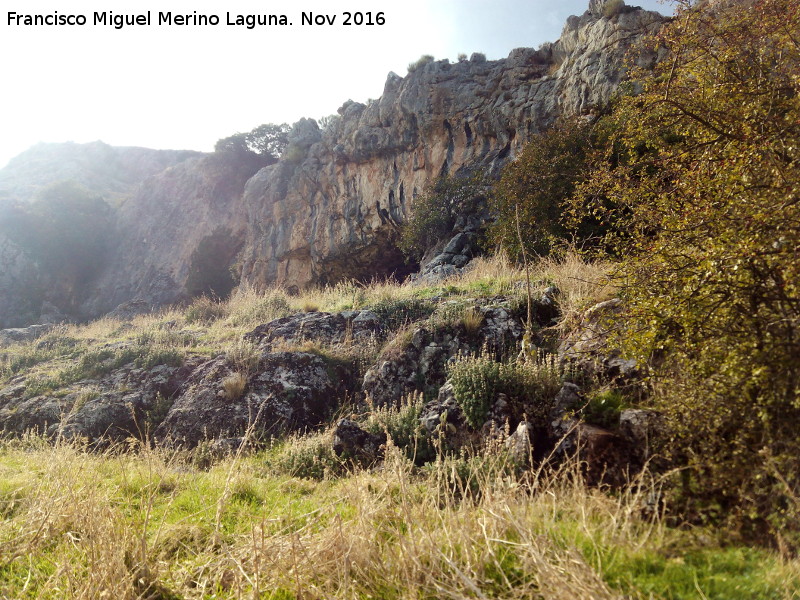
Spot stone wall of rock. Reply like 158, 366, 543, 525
236, 4, 664, 289
0, 232, 41, 328
0, 2, 665, 326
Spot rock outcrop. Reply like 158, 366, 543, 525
0, 3, 666, 327
154, 351, 352, 446
237, 6, 664, 290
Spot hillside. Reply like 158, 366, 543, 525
1, 0, 800, 597
0, 1, 664, 328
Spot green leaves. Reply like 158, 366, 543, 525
570, 0, 800, 544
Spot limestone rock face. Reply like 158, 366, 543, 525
0, 232, 41, 328
0, 3, 665, 327
236, 5, 665, 289
154, 351, 352, 446
82, 154, 259, 317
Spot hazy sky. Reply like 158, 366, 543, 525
0, 0, 672, 168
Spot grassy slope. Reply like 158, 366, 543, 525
0, 254, 798, 599
0, 437, 797, 599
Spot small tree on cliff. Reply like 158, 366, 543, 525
214, 122, 290, 165
399, 172, 489, 261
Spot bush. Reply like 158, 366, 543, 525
447, 352, 564, 428
602, 0, 625, 18
269, 432, 346, 480
582, 390, 626, 429
407, 54, 434, 73
572, 0, 800, 545
365, 392, 435, 464
399, 172, 489, 261
488, 117, 601, 260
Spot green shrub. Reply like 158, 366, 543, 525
399, 172, 489, 261
268, 432, 346, 480
407, 54, 434, 72
582, 390, 626, 429
488, 117, 600, 260
602, 0, 625, 18
365, 392, 435, 464
570, 0, 800, 545
447, 351, 564, 428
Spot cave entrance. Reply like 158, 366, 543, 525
185, 229, 243, 299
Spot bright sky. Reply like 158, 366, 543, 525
0, 0, 672, 168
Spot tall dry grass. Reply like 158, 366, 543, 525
1, 434, 797, 599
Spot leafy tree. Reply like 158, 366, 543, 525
399, 172, 489, 260
572, 0, 800, 544
488, 117, 598, 259
245, 123, 290, 158
213, 122, 290, 166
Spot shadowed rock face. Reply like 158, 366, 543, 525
236, 5, 664, 289
0, 4, 665, 326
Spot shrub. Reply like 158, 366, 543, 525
488, 117, 600, 260
365, 392, 435, 464
571, 0, 800, 545
582, 390, 626, 429
399, 172, 489, 261
447, 351, 564, 428
407, 54, 434, 72
602, 0, 625, 18
269, 431, 346, 480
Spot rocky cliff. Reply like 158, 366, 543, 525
236, 4, 665, 288
0, 1, 665, 326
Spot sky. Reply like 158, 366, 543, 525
0, 0, 672, 168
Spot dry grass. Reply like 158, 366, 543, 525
222, 372, 248, 401
461, 306, 484, 336
1, 436, 798, 600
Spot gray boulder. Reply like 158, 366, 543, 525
0, 324, 53, 347
244, 310, 383, 347
332, 419, 385, 464
155, 351, 351, 446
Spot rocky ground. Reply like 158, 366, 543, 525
0, 255, 660, 485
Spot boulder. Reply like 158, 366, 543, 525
245, 310, 384, 347
332, 419, 386, 464
618, 408, 664, 464
0, 324, 53, 347
0, 360, 198, 443
155, 351, 351, 446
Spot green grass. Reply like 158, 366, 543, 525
0, 437, 797, 600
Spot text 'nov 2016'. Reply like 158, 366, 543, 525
5, 11, 387, 30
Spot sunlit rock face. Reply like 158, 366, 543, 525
0, 3, 665, 325
236, 4, 664, 289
